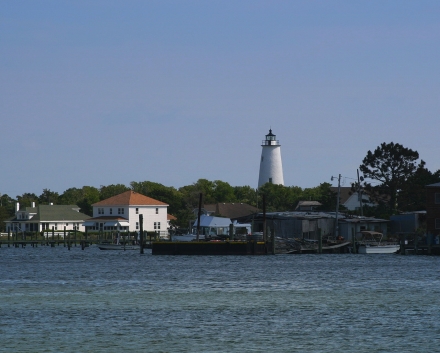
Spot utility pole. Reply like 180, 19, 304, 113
331, 174, 341, 239
357, 169, 363, 217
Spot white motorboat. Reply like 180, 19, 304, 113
170, 234, 205, 242
98, 243, 139, 250
171, 215, 235, 242
357, 231, 399, 254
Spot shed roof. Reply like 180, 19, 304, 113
204, 203, 259, 219
192, 215, 231, 228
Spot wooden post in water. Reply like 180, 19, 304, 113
400, 233, 406, 255
229, 223, 234, 241
263, 194, 267, 243
139, 214, 144, 254
318, 228, 322, 254
74, 226, 77, 246
68, 230, 71, 251
428, 233, 432, 255
52, 226, 55, 247
196, 193, 202, 242
271, 229, 275, 255
64, 226, 66, 247
414, 232, 418, 255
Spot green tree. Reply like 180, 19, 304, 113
0, 193, 15, 232
99, 184, 130, 200
16, 192, 38, 208
359, 142, 420, 213
233, 186, 257, 207
59, 187, 84, 205
213, 180, 236, 203
130, 181, 184, 215
398, 162, 440, 212
179, 179, 216, 209
38, 189, 60, 205
77, 186, 100, 216
258, 184, 303, 211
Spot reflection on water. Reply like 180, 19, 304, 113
1, 246, 440, 352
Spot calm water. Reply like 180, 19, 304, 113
1, 245, 439, 353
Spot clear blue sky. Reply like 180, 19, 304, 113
1, 0, 440, 198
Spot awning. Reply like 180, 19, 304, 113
105, 221, 118, 226
83, 221, 96, 226
118, 221, 130, 227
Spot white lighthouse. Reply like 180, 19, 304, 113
258, 129, 284, 188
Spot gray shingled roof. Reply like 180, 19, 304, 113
28, 205, 89, 222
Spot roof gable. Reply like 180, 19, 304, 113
93, 190, 168, 206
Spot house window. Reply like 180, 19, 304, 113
156, 208, 158, 214
154, 222, 161, 230
436, 219, 440, 229
157, 222, 160, 230
118, 208, 124, 215
136, 222, 139, 230
98, 208, 104, 215
154, 222, 156, 229
110, 208, 112, 215
136, 208, 139, 214
435, 193, 440, 204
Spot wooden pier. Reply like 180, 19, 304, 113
398, 233, 440, 255
152, 240, 275, 255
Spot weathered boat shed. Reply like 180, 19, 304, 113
237, 212, 389, 242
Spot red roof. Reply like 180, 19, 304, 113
92, 191, 168, 206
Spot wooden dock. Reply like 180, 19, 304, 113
152, 240, 274, 255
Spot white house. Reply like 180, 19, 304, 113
331, 187, 376, 211
83, 190, 169, 236
4, 202, 88, 233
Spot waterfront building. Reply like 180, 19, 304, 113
83, 190, 169, 236
426, 182, 440, 237
258, 129, 284, 188
4, 202, 88, 233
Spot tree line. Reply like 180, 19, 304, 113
0, 180, 337, 231
1, 142, 439, 231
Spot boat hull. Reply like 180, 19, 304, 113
171, 234, 205, 242
358, 244, 399, 254
98, 244, 139, 250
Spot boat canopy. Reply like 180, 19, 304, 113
192, 215, 232, 228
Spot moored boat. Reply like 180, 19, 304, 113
98, 243, 139, 250
357, 231, 399, 254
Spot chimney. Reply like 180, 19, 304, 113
32, 202, 35, 208
16, 202, 20, 212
